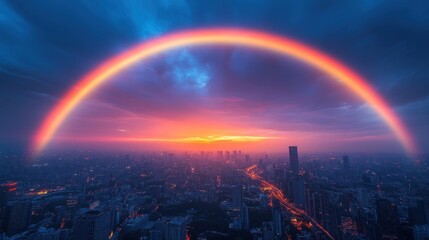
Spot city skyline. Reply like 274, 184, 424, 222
1, 2, 429, 239
1, 148, 427, 239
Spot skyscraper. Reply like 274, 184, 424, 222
0, 186, 9, 209
240, 205, 249, 231
0, 182, 17, 208
408, 199, 427, 225
0, 184, 11, 233
342, 155, 350, 171
232, 185, 243, 210
289, 146, 299, 173
3, 201, 32, 236
166, 217, 187, 240
272, 210, 282, 238
262, 222, 273, 240
72, 210, 111, 240
376, 198, 400, 238
152, 218, 168, 240
292, 177, 305, 208
272, 199, 283, 238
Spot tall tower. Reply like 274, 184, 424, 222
232, 185, 243, 210
0, 186, 10, 209
292, 177, 305, 208
289, 146, 299, 173
342, 155, 350, 171
72, 210, 111, 240
240, 205, 249, 231
272, 199, 283, 238
3, 201, 32, 236
166, 217, 187, 240
376, 198, 399, 237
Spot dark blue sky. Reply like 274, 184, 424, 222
0, 1, 428, 153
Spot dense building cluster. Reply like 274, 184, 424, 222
0, 149, 428, 239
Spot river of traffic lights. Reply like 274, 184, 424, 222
244, 165, 335, 240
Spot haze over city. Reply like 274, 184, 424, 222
0, 1, 428, 240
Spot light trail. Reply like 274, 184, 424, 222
244, 164, 335, 240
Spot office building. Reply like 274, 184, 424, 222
240, 205, 249, 230
3, 201, 32, 236
272, 199, 282, 238
376, 198, 399, 237
342, 155, 350, 171
232, 185, 243, 210
166, 217, 187, 240
289, 146, 299, 173
292, 178, 305, 208
72, 210, 111, 240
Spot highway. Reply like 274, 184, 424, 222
244, 164, 335, 240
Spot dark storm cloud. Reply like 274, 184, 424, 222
0, 0, 428, 152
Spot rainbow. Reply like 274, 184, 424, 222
32, 28, 417, 154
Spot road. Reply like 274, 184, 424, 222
244, 164, 335, 240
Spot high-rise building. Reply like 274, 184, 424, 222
289, 146, 299, 173
233, 151, 238, 162
152, 218, 168, 240
217, 151, 223, 160
150, 230, 163, 240
72, 210, 111, 240
311, 191, 328, 222
262, 222, 273, 240
376, 198, 399, 238
259, 194, 269, 209
232, 185, 243, 210
244, 155, 250, 164
292, 178, 305, 208
409, 200, 427, 225
0, 182, 17, 208
413, 225, 429, 240
272, 199, 283, 238
272, 209, 282, 238
0, 187, 8, 209
342, 155, 350, 171
2, 201, 32, 236
166, 217, 187, 240
0, 184, 11, 233
240, 205, 249, 231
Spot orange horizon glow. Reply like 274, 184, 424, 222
54, 135, 274, 143
32, 28, 417, 154
51, 135, 282, 152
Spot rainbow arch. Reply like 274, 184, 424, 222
32, 28, 417, 154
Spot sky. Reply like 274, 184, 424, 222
0, 0, 428, 153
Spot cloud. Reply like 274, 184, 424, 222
0, 0, 428, 152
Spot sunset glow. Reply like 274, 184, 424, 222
32, 28, 417, 153
2, 3, 427, 239
56, 135, 272, 143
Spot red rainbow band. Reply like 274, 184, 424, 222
32, 28, 417, 154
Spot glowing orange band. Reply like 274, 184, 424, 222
32, 28, 417, 153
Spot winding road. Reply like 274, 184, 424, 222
244, 164, 335, 240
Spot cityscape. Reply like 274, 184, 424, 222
1, 1, 428, 240
1, 149, 428, 239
